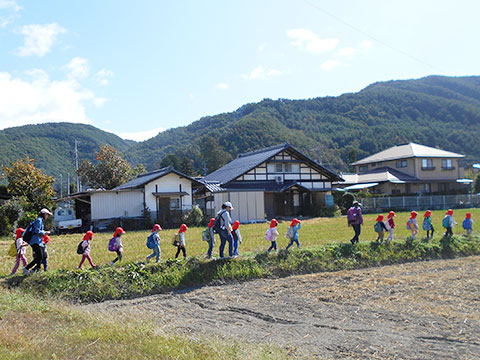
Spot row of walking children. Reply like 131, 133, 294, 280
374, 209, 474, 242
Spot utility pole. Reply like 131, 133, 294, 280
74, 139, 81, 192
60, 173, 63, 199
67, 173, 70, 196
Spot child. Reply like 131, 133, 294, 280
385, 211, 396, 242
78, 230, 97, 269
285, 218, 302, 250
462, 212, 474, 235
42, 235, 50, 271
422, 210, 434, 239
232, 220, 242, 257
146, 224, 162, 263
110, 227, 125, 265
175, 224, 188, 259
265, 219, 279, 253
406, 211, 419, 241
10, 228, 28, 276
374, 215, 388, 243
205, 218, 216, 259
442, 209, 457, 237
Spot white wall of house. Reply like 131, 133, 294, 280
91, 190, 144, 220
213, 191, 265, 223
144, 173, 194, 213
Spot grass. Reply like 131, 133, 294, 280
1, 208, 479, 276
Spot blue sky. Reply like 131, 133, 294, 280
0, 0, 479, 141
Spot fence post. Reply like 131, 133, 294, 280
373, 197, 376, 209
402, 196, 405, 208
417, 196, 419, 207
388, 197, 391, 208
443, 195, 446, 208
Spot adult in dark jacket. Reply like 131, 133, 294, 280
24, 208, 52, 274
347, 201, 363, 245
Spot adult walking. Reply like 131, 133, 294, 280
218, 201, 234, 258
347, 201, 363, 245
24, 208, 52, 274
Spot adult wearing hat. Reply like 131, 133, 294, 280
218, 201, 234, 258
24, 208, 52, 274
347, 201, 363, 245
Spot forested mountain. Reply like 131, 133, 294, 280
0, 123, 134, 181
1, 75, 480, 182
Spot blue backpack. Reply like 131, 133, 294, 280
108, 237, 118, 252
462, 218, 472, 230
146, 233, 156, 249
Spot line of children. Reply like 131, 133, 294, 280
285, 218, 301, 250
422, 210, 434, 239
78, 231, 97, 269
175, 224, 188, 259
374, 214, 388, 243
109, 227, 125, 265
265, 219, 279, 253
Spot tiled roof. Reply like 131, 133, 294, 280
352, 143, 464, 165
336, 167, 418, 185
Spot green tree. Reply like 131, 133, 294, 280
132, 163, 147, 178
474, 174, 480, 194
200, 137, 232, 173
160, 154, 181, 169
2, 157, 55, 212
179, 157, 195, 176
77, 145, 132, 189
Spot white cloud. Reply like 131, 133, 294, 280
95, 69, 114, 86
15, 23, 66, 57
0, 69, 105, 130
258, 43, 266, 52
243, 66, 285, 80
286, 28, 339, 54
320, 59, 341, 71
337, 47, 357, 57
0, 0, 21, 28
64, 57, 89, 79
216, 82, 229, 90
359, 40, 374, 49
115, 127, 165, 142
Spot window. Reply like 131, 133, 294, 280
438, 183, 450, 192
423, 183, 431, 193
359, 165, 368, 172
275, 163, 283, 172
442, 159, 453, 169
170, 198, 180, 210
396, 160, 407, 168
422, 159, 434, 170
284, 163, 292, 172
275, 163, 293, 172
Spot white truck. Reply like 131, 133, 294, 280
53, 204, 82, 234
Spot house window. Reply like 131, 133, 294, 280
392, 189, 401, 194
396, 160, 407, 168
275, 163, 293, 172
359, 165, 368, 172
442, 159, 453, 169
170, 198, 180, 210
438, 183, 449, 192
422, 159, 434, 170
422, 183, 431, 193
284, 163, 292, 172
275, 163, 283, 172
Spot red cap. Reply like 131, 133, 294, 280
424, 210, 432, 217
152, 224, 162, 232
446, 209, 454, 215
376, 214, 384, 222
114, 227, 126, 237
208, 218, 215, 228
232, 220, 240, 230
290, 218, 301, 227
83, 231, 94, 240
410, 211, 418, 218
388, 211, 395, 219
179, 224, 188, 233
270, 219, 278, 228
466, 212, 472, 219
42, 235, 50, 244
15, 228, 25, 239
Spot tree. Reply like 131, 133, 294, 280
160, 154, 181, 169
77, 145, 132, 189
2, 157, 55, 212
132, 163, 147, 178
200, 137, 232, 174
179, 157, 195, 176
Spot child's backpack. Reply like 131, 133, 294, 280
462, 218, 472, 230
406, 219, 413, 230
285, 227, 294, 239
265, 228, 273, 241
108, 237, 118, 252
146, 233, 156, 249
212, 211, 225, 234
202, 228, 211, 242
384, 220, 391, 231
442, 216, 450, 228
422, 218, 430, 231
77, 241, 85, 255
22, 222, 35, 245
374, 222, 383, 233
172, 234, 180, 246
8, 242, 17, 257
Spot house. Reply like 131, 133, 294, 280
89, 166, 203, 227
195, 143, 343, 222
336, 143, 467, 194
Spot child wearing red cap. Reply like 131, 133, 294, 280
374, 215, 388, 243
385, 211, 396, 242
232, 220, 242, 257
422, 210, 434, 239
265, 219, 279, 253
110, 227, 126, 265
286, 218, 302, 250
462, 213, 474, 235
10, 228, 29, 276
41, 235, 50, 271
204, 218, 216, 259
442, 209, 456, 237
175, 224, 188, 259
406, 211, 419, 241
78, 231, 97, 269
146, 224, 162, 263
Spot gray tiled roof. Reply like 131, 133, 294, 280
352, 143, 464, 165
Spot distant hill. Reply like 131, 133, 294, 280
0, 123, 134, 183
2, 75, 480, 183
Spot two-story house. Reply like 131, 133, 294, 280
195, 143, 343, 222
337, 143, 466, 194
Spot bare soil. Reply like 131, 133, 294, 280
83, 257, 480, 359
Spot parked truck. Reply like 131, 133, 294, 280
53, 203, 82, 234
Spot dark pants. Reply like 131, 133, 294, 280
445, 227, 453, 236
219, 229, 233, 258
351, 224, 361, 244
112, 250, 123, 263
267, 241, 277, 252
427, 226, 434, 239
26, 244, 45, 272
175, 245, 186, 258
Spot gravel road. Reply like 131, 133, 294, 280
83, 256, 480, 359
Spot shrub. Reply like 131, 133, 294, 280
182, 205, 203, 227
